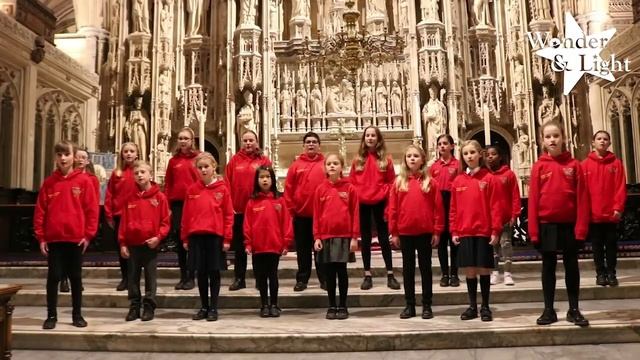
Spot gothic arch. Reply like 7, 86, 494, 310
0, 68, 20, 187
606, 90, 637, 183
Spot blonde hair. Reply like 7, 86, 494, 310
172, 127, 197, 155
195, 151, 218, 170
132, 160, 153, 173
353, 126, 389, 171
539, 121, 567, 153
395, 145, 432, 193
459, 140, 485, 173
324, 152, 345, 177
116, 142, 139, 173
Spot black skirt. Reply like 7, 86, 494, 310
188, 234, 228, 272
457, 236, 494, 269
536, 223, 583, 253
317, 238, 351, 264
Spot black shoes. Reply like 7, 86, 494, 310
566, 308, 589, 327
42, 316, 57, 330
360, 276, 373, 290
182, 278, 195, 290
440, 275, 450, 287
116, 279, 128, 292
449, 275, 461, 287
72, 315, 88, 328
607, 273, 619, 287
400, 306, 416, 319
269, 305, 281, 318
422, 305, 434, 319
480, 306, 493, 322
141, 305, 155, 321
326, 307, 337, 320
60, 279, 70, 293
387, 275, 401, 290
320, 281, 327, 291
126, 307, 140, 321
335, 307, 349, 320
174, 279, 185, 290
207, 309, 218, 321
460, 306, 478, 320
536, 308, 558, 325
293, 282, 307, 292
596, 274, 608, 286
229, 279, 246, 291
260, 306, 270, 318
192, 308, 208, 320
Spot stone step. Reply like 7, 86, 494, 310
7, 269, 640, 309
12, 299, 640, 353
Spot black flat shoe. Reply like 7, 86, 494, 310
326, 307, 337, 320
125, 307, 140, 321
596, 274, 608, 287
141, 305, 155, 321
335, 307, 349, 320
400, 306, 416, 319
260, 306, 270, 318
480, 306, 493, 322
449, 276, 461, 287
207, 309, 218, 322
387, 276, 401, 290
174, 279, 185, 290
566, 308, 589, 327
116, 279, 128, 292
360, 276, 373, 290
536, 308, 558, 325
60, 279, 70, 293
460, 306, 478, 320
192, 308, 208, 320
440, 275, 450, 287
182, 279, 195, 290
42, 316, 57, 330
607, 273, 619, 287
422, 305, 434, 319
72, 315, 88, 328
229, 279, 246, 291
293, 282, 307, 292
269, 305, 281, 318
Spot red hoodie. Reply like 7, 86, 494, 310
429, 157, 460, 192
181, 178, 234, 245
490, 165, 521, 225
225, 150, 272, 213
104, 165, 137, 221
349, 153, 395, 205
528, 152, 590, 243
449, 168, 502, 238
118, 183, 171, 247
284, 152, 325, 218
164, 150, 200, 202
387, 175, 444, 237
313, 178, 360, 240
80, 172, 100, 201
33, 169, 99, 244
582, 151, 627, 223
243, 192, 293, 254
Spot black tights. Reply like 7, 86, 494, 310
360, 202, 393, 272
541, 250, 580, 310
47, 243, 83, 317
197, 270, 221, 310
325, 262, 348, 308
253, 254, 280, 306
113, 216, 128, 282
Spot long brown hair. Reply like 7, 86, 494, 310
353, 125, 388, 171
172, 127, 197, 155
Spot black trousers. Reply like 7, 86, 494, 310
231, 213, 248, 281
541, 249, 580, 310
253, 253, 280, 306
113, 216, 128, 282
294, 216, 325, 284
46, 242, 83, 317
127, 245, 158, 309
359, 201, 393, 271
437, 191, 458, 277
400, 234, 433, 306
170, 201, 193, 281
325, 262, 348, 308
589, 223, 618, 276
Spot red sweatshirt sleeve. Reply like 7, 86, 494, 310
574, 162, 590, 241
312, 187, 322, 240
433, 183, 444, 235
384, 157, 396, 192
489, 176, 503, 237
104, 172, 116, 221
283, 162, 297, 212
82, 176, 99, 241
164, 158, 174, 197
157, 194, 171, 240
224, 157, 235, 191
118, 205, 127, 246
33, 182, 49, 244
281, 198, 294, 249
222, 188, 234, 244
449, 180, 458, 237
613, 160, 627, 214
243, 201, 254, 251
350, 186, 361, 239
528, 164, 541, 243
510, 172, 522, 220
387, 185, 399, 237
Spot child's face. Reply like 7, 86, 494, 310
543, 125, 563, 156
75, 150, 89, 170
303, 137, 319, 156
325, 155, 342, 178
437, 138, 453, 157
197, 160, 215, 181
485, 148, 500, 168
242, 133, 257, 153
364, 128, 378, 149
258, 170, 272, 192
462, 145, 481, 168
56, 151, 74, 173
405, 148, 423, 172
134, 166, 151, 187
177, 131, 193, 151
592, 132, 611, 153
122, 145, 138, 164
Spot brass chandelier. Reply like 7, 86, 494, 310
299, 0, 405, 81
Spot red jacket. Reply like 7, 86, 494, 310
313, 178, 360, 240
225, 150, 272, 213
181, 178, 234, 245
81, 172, 100, 201
490, 165, 521, 225
118, 183, 171, 247
164, 150, 200, 202
528, 152, 590, 243
582, 151, 627, 223
349, 153, 395, 205
387, 175, 444, 237
429, 157, 460, 192
449, 168, 502, 238
284, 153, 325, 218
104, 165, 137, 221
33, 169, 99, 244
243, 192, 293, 254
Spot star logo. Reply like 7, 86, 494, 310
531, 12, 625, 95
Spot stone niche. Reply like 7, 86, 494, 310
1, 0, 56, 43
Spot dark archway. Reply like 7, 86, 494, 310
470, 130, 511, 164
195, 138, 219, 160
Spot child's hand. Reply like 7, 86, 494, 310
78, 238, 90, 254
146, 237, 160, 249
509, 218, 516, 227
349, 238, 358, 252
40, 242, 48, 256
431, 234, 440, 247
281, 248, 288, 256
391, 236, 400, 249
614, 210, 622, 220
245, 247, 251, 255
223, 242, 231, 252
120, 246, 130, 259
452, 236, 460, 245
489, 235, 499, 246
314, 239, 323, 251
183, 242, 189, 251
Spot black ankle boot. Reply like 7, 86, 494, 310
126, 307, 140, 321
400, 305, 416, 319
566, 308, 589, 327
536, 308, 558, 325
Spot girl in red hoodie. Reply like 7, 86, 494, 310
314, 153, 360, 320
485, 145, 521, 286
388, 145, 444, 319
34, 141, 99, 330
105, 142, 139, 291
118, 161, 170, 322
349, 126, 399, 291
164, 127, 200, 291
244, 166, 293, 318
181, 152, 233, 321
583, 130, 626, 287
450, 140, 501, 322
529, 121, 590, 327
225, 130, 272, 291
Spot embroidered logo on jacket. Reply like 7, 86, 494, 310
478, 181, 488, 190
252, 163, 260, 169
540, 171, 552, 180
48, 191, 60, 199
455, 186, 467, 192
128, 204, 137, 209
274, 203, 282, 211
500, 176, 508, 184
215, 192, 223, 201
174, 163, 183, 168
338, 191, 349, 199
71, 187, 82, 198
448, 168, 456, 175
188, 194, 200, 199
252, 206, 265, 212
563, 167, 575, 177
149, 199, 159, 207
608, 166, 618, 173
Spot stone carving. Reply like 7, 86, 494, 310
132, 0, 151, 33
531, 0, 552, 20
111, 0, 120, 35
240, 0, 258, 25
421, 0, 440, 22
186, 0, 209, 36
296, 84, 308, 116
326, 83, 340, 114
513, 59, 525, 94
160, 4, 172, 36
341, 79, 355, 113
422, 84, 447, 153
390, 81, 402, 114
472, 0, 491, 26
125, 96, 149, 160
360, 81, 373, 114
367, 0, 385, 15
514, 134, 530, 166
376, 81, 388, 114
293, 0, 310, 18
537, 85, 560, 125
310, 83, 323, 116
398, 0, 409, 29
237, 90, 256, 136
280, 84, 292, 118
509, 0, 520, 26
156, 133, 170, 172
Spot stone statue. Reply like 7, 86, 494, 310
326, 84, 340, 114
126, 96, 149, 160
310, 83, 323, 116
376, 81, 388, 113
110, 0, 120, 35
160, 4, 172, 36
421, 0, 440, 22
296, 84, 308, 116
391, 81, 402, 114
280, 84, 292, 117
537, 86, 560, 125
132, 0, 151, 33
360, 81, 373, 113
367, 0, 386, 15
514, 134, 530, 165
186, 0, 209, 36
331, 9, 343, 35
237, 90, 257, 136
533, 0, 551, 20
341, 79, 355, 113
158, 71, 171, 100
269, 0, 280, 33
398, 0, 409, 29
513, 60, 524, 94
509, 0, 520, 26
292, 0, 310, 18
156, 133, 170, 172
472, 0, 491, 26
240, 0, 258, 25
422, 84, 447, 153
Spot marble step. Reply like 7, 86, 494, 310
7, 269, 640, 309
12, 299, 640, 353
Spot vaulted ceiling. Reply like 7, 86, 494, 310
39, 0, 76, 33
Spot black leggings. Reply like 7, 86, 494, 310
231, 214, 248, 281
253, 253, 280, 306
541, 250, 580, 310
113, 216, 128, 282
197, 270, 221, 310
437, 191, 458, 277
589, 223, 618, 275
325, 262, 348, 308
400, 234, 432, 306
359, 201, 393, 271
171, 201, 193, 281
47, 242, 83, 317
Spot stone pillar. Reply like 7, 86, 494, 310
406, 0, 422, 146
20, 64, 38, 190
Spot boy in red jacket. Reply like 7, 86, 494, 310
34, 141, 99, 330
583, 130, 627, 286
119, 161, 171, 322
